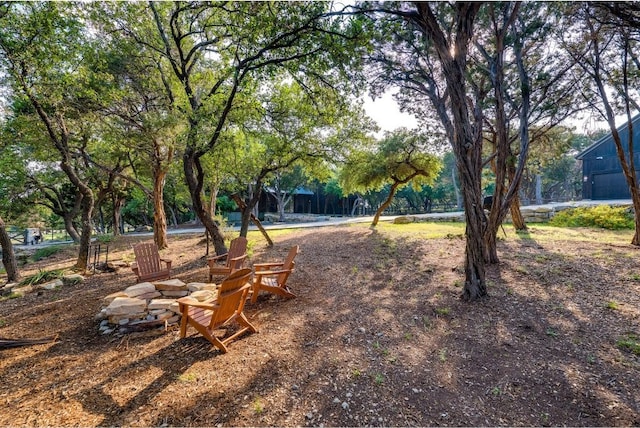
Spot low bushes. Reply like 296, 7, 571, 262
550, 205, 635, 230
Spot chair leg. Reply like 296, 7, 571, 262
237, 313, 258, 333
179, 314, 188, 338
202, 330, 228, 353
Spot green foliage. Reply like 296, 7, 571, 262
31, 246, 63, 261
616, 334, 640, 355
340, 129, 442, 195
18, 269, 64, 286
550, 206, 635, 230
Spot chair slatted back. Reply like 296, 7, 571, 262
133, 243, 162, 277
210, 268, 252, 328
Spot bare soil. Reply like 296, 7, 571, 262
1, 224, 640, 426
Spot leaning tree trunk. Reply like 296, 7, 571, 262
112, 195, 125, 236
371, 184, 399, 227
63, 213, 81, 243
0, 215, 20, 283
152, 171, 169, 250
183, 151, 227, 256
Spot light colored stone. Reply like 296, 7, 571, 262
160, 290, 189, 297
62, 274, 85, 285
103, 292, 128, 305
104, 297, 147, 316
38, 279, 63, 290
136, 291, 162, 300
155, 311, 174, 321
12, 285, 33, 296
154, 278, 187, 291
123, 282, 156, 298
169, 301, 181, 314
190, 290, 216, 302
187, 282, 218, 292
148, 299, 176, 310
166, 315, 180, 325
108, 312, 146, 324
393, 216, 415, 224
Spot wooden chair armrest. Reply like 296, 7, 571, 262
177, 297, 219, 310
254, 268, 291, 277
207, 253, 227, 262
229, 254, 247, 262
161, 259, 172, 269
254, 262, 284, 270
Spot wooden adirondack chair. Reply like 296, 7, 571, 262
177, 268, 257, 353
131, 242, 172, 283
251, 245, 299, 303
207, 237, 248, 282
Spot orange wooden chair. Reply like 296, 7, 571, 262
251, 245, 299, 303
177, 268, 257, 353
207, 237, 248, 282
131, 242, 172, 283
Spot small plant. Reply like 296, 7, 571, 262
0, 319, 6, 327
404, 333, 413, 340
177, 372, 197, 382
351, 266, 358, 274
435, 307, 450, 316
491, 386, 502, 396
616, 334, 640, 355
515, 265, 529, 275
18, 269, 64, 287
0, 292, 20, 302
373, 373, 384, 385
545, 328, 559, 338
351, 368, 362, 378
453, 279, 462, 287
438, 348, 447, 362
586, 354, 596, 364
606, 300, 619, 310
631, 273, 640, 281
253, 397, 264, 414
31, 246, 63, 262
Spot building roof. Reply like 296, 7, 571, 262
575, 114, 640, 160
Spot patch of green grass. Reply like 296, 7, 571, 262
0, 319, 6, 327
177, 372, 197, 382
253, 397, 264, 414
18, 269, 64, 287
31, 246, 63, 262
373, 373, 385, 385
438, 349, 447, 362
491, 386, 502, 396
616, 334, 640, 355
404, 332, 412, 340
0, 292, 20, 302
631, 273, 640, 282
546, 328, 559, 338
515, 265, 529, 275
435, 307, 450, 316
606, 300, 619, 310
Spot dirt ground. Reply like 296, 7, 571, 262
1, 223, 640, 427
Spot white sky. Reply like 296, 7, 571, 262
362, 91, 418, 134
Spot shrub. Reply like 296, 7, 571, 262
18, 269, 64, 286
31, 245, 63, 261
550, 206, 634, 230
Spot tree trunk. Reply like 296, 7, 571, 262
371, 185, 398, 227
509, 195, 527, 231
209, 184, 218, 217
63, 214, 81, 243
183, 151, 227, 255
112, 195, 125, 236
152, 171, 169, 250
452, 166, 462, 210
0, 215, 20, 283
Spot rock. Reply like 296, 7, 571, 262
37, 279, 63, 290
168, 301, 181, 314
166, 315, 180, 324
187, 282, 218, 292
123, 282, 156, 298
190, 290, 216, 302
160, 290, 189, 297
12, 285, 33, 296
103, 292, 128, 306
62, 274, 85, 285
154, 279, 187, 291
148, 299, 177, 310
136, 291, 162, 300
155, 311, 174, 321
108, 313, 146, 324
393, 216, 415, 224
104, 297, 147, 316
